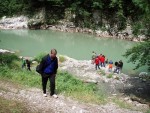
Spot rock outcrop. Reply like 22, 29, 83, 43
0, 16, 28, 29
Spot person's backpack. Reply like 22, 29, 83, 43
36, 65, 41, 74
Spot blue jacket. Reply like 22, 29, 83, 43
38, 54, 58, 74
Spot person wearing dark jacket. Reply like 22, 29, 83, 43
26, 59, 31, 71
118, 60, 123, 73
118, 60, 123, 69
114, 60, 123, 74
38, 49, 58, 98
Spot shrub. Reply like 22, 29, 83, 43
59, 55, 66, 63
0, 53, 19, 66
107, 74, 113, 78
34, 53, 47, 63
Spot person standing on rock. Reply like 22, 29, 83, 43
114, 61, 119, 73
38, 49, 58, 98
95, 56, 100, 70
91, 51, 97, 64
100, 55, 105, 67
21, 57, 26, 69
108, 60, 113, 72
98, 54, 102, 66
26, 59, 31, 71
118, 60, 123, 74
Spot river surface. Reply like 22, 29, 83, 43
0, 30, 147, 75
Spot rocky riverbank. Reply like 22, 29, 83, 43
0, 49, 150, 111
0, 16, 145, 42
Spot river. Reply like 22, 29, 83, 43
0, 30, 147, 75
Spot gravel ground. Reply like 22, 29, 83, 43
0, 80, 143, 113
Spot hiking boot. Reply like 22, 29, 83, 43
43, 93, 47, 97
52, 94, 58, 98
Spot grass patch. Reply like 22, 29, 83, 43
33, 52, 47, 63
57, 72, 106, 104
146, 109, 150, 113
0, 96, 30, 113
0, 66, 41, 88
107, 73, 113, 78
0, 53, 107, 104
59, 55, 66, 63
97, 70, 106, 76
112, 98, 133, 110
0, 65, 106, 104
0, 54, 106, 104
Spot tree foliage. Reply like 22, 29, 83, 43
0, 0, 149, 37
123, 41, 150, 72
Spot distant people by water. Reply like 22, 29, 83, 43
114, 61, 119, 74
114, 60, 123, 74
21, 57, 26, 69
108, 60, 113, 72
98, 54, 102, 66
91, 52, 123, 74
95, 56, 100, 70
91, 51, 97, 64
118, 60, 123, 73
105, 59, 108, 65
21, 57, 31, 71
26, 59, 31, 71
100, 55, 105, 67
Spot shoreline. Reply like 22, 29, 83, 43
0, 15, 145, 42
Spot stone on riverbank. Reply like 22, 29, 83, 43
0, 16, 28, 29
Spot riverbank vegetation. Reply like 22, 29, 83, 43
0, 53, 106, 104
123, 40, 150, 72
0, 0, 149, 38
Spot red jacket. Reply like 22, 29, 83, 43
98, 56, 102, 62
95, 58, 99, 64
101, 57, 105, 63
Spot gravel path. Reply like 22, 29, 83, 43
0, 80, 142, 113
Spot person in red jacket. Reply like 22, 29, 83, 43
98, 54, 102, 66
95, 56, 100, 70
100, 55, 105, 67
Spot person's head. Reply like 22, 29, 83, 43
50, 49, 57, 59
120, 60, 122, 62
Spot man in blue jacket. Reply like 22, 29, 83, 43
38, 49, 58, 98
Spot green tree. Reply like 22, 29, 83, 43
123, 41, 150, 72
124, 0, 150, 72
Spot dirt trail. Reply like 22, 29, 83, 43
0, 80, 143, 113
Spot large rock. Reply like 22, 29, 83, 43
0, 49, 15, 54
0, 16, 28, 29
28, 19, 44, 29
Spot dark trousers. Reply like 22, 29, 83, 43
101, 62, 105, 67
95, 64, 100, 70
27, 66, 31, 71
42, 74, 56, 96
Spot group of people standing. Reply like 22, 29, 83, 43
92, 51, 123, 74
